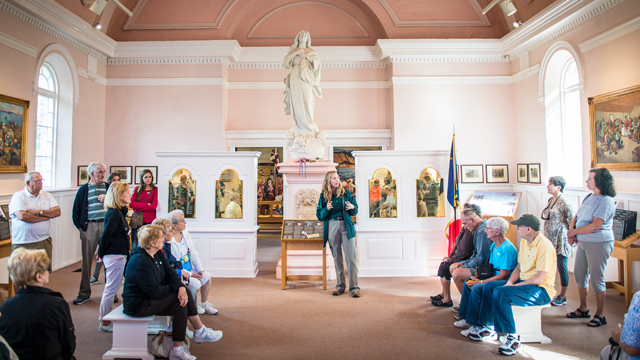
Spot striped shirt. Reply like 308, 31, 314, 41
88, 183, 107, 220
8, 188, 58, 245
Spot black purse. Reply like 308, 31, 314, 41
476, 263, 494, 280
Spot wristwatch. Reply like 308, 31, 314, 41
39, 210, 43, 215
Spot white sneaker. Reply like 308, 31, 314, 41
197, 306, 205, 315
461, 325, 480, 337
200, 302, 219, 315
454, 319, 470, 328
186, 328, 194, 339
468, 326, 498, 341
98, 323, 113, 333
498, 334, 521, 356
169, 347, 196, 360
193, 327, 223, 343
499, 335, 508, 344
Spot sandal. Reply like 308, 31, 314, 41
430, 294, 444, 301
566, 308, 590, 318
587, 315, 607, 327
431, 299, 453, 307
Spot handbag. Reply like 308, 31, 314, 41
130, 190, 152, 229
476, 263, 494, 280
149, 331, 190, 358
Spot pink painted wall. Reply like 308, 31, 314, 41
104, 85, 226, 167
511, 0, 640, 192
0, 12, 106, 195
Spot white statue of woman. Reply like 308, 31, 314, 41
283, 30, 322, 139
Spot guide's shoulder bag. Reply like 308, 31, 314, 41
130, 190, 152, 229
476, 263, 494, 280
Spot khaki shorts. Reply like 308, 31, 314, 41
12, 237, 53, 270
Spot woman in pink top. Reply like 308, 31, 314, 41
130, 169, 158, 248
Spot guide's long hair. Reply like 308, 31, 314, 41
322, 171, 345, 202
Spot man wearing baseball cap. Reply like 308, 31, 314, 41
467, 214, 556, 356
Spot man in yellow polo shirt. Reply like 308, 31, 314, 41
471, 214, 556, 356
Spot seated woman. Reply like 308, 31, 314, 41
167, 210, 218, 315
600, 291, 640, 360
0, 248, 75, 359
123, 225, 222, 360
453, 217, 518, 341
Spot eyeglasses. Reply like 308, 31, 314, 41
32, 179, 45, 183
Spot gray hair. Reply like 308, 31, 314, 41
166, 209, 185, 224
487, 217, 509, 236
87, 162, 105, 177
24, 171, 41, 184
548, 176, 567, 192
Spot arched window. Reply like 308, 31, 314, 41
36, 62, 58, 187
544, 49, 583, 186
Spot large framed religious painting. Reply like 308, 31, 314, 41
0, 94, 29, 173
589, 84, 640, 170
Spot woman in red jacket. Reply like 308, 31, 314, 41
130, 169, 158, 249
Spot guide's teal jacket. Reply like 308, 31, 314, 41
316, 189, 358, 247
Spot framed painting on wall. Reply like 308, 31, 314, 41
0, 94, 29, 173
110, 166, 133, 184
459, 165, 484, 183
517, 164, 528, 183
486, 164, 509, 183
528, 163, 541, 184
77, 165, 89, 186
134, 166, 158, 185
589, 84, 640, 170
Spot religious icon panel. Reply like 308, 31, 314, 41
369, 168, 396, 218
169, 169, 196, 218
416, 167, 445, 217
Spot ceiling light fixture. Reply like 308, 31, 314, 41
482, 0, 518, 16
92, 21, 102, 30
513, 20, 523, 28
89, 0, 133, 17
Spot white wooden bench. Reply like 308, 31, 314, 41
102, 305, 170, 360
512, 304, 551, 344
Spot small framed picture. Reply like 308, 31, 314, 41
517, 164, 529, 183
134, 166, 158, 185
459, 165, 484, 183
528, 163, 541, 184
77, 165, 89, 186
485, 164, 509, 183
110, 166, 133, 184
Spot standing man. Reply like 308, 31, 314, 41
420, 174, 440, 216
72, 162, 109, 305
8, 171, 61, 266
369, 179, 382, 217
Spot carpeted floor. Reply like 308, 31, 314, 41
49, 232, 623, 359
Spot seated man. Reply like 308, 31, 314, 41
472, 214, 556, 356
430, 203, 476, 305
434, 205, 491, 308
454, 217, 518, 340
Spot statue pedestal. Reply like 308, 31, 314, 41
275, 160, 338, 283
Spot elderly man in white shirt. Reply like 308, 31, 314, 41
8, 171, 61, 267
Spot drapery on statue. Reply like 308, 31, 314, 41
283, 30, 325, 158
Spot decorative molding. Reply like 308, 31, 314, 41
388, 55, 507, 63
391, 76, 512, 85
107, 77, 227, 87
376, 39, 506, 62
227, 80, 390, 90
510, 64, 540, 83
32, 43, 81, 106
113, 40, 241, 59
247, 2, 369, 39
502, 0, 626, 60
225, 129, 392, 148
378, 0, 491, 27
0, 0, 115, 60
123, 0, 236, 30
77, 66, 107, 85
107, 57, 228, 65
0, 30, 37, 56
579, 16, 640, 53
537, 40, 585, 104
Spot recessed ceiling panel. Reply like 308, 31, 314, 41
124, 0, 236, 30
379, 0, 490, 26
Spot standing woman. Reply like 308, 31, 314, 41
130, 169, 158, 249
566, 168, 616, 327
541, 176, 575, 306
316, 171, 360, 297
98, 182, 131, 332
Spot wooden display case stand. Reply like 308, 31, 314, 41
607, 232, 640, 307
280, 238, 327, 290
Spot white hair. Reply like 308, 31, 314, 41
166, 209, 185, 224
87, 162, 105, 177
24, 171, 41, 184
487, 217, 509, 236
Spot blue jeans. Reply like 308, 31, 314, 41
491, 280, 551, 334
459, 281, 499, 327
